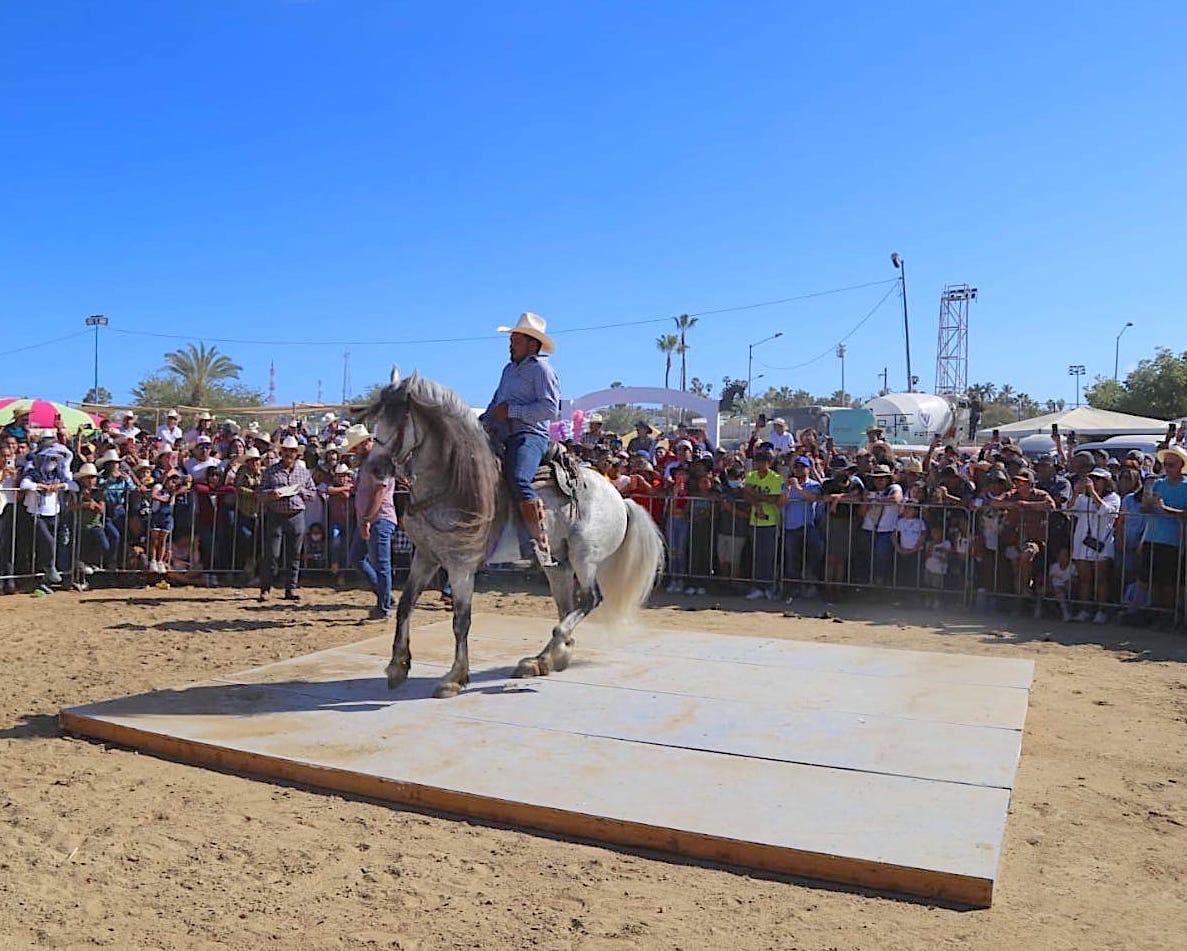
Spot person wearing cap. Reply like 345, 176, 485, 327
19, 441, 72, 589
819, 455, 864, 593
780, 455, 822, 600
479, 312, 561, 568
184, 437, 217, 481
626, 421, 656, 461
157, 411, 183, 447
1139, 443, 1187, 619
95, 448, 135, 567
742, 448, 783, 600
860, 463, 903, 585
320, 462, 355, 579
257, 435, 316, 601
1065, 467, 1121, 623
991, 468, 1056, 602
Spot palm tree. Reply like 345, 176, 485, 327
968, 382, 997, 404
165, 343, 242, 406
673, 314, 698, 390
656, 334, 679, 388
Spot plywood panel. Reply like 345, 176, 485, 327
60, 615, 1033, 907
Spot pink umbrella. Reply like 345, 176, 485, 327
0, 398, 103, 435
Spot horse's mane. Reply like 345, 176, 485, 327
370, 373, 500, 561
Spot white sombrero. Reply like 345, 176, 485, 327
342, 423, 372, 453
496, 312, 555, 354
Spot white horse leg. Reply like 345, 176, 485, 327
433, 571, 474, 699
386, 550, 437, 690
514, 561, 599, 678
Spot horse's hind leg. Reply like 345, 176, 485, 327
386, 550, 437, 690
433, 571, 473, 699
514, 564, 600, 679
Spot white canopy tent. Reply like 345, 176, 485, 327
978, 406, 1168, 440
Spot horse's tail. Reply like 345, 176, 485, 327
595, 498, 664, 626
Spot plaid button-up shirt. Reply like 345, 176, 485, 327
259, 461, 315, 515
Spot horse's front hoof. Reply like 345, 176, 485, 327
385, 663, 409, 691
432, 681, 462, 699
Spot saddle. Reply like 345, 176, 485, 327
532, 442, 583, 503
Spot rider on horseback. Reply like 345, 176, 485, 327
480, 312, 561, 568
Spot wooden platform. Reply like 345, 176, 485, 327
59, 615, 1033, 907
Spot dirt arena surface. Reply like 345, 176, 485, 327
1, 580, 1184, 951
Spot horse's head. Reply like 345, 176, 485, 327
364, 369, 420, 480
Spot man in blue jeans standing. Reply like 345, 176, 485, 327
345, 424, 398, 621
480, 312, 562, 568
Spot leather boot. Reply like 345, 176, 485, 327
519, 499, 558, 568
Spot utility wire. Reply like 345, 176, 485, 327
101, 277, 899, 348
0, 328, 93, 358
754, 282, 901, 372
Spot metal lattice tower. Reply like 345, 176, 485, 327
935, 284, 977, 395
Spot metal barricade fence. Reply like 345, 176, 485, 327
3, 478, 1186, 628
654, 494, 1186, 625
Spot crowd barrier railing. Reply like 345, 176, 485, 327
3, 483, 1186, 628
651, 494, 1186, 626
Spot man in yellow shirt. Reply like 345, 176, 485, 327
743, 449, 784, 600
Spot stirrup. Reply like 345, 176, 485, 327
530, 540, 559, 569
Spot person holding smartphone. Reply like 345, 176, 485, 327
1066, 468, 1120, 623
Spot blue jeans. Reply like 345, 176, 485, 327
782, 526, 822, 583
667, 515, 690, 578
751, 524, 778, 586
503, 430, 550, 502
351, 518, 395, 614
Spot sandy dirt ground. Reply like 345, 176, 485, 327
1, 579, 1185, 951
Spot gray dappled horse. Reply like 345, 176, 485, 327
364, 370, 664, 699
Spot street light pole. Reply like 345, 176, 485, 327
84, 315, 108, 399
836, 343, 847, 405
1068, 364, 1086, 407
747, 331, 783, 402
891, 253, 913, 392
1114, 321, 1133, 383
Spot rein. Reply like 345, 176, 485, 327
381, 409, 447, 516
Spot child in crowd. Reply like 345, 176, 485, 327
1045, 547, 1076, 622
149, 471, 187, 583
923, 523, 952, 608
304, 522, 327, 570
892, 502, 926, 590
1120, 577, 1152, 626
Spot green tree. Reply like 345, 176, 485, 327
1086, 349, 1187, 419
82, 386, 112, 405
655, 334, 679, 389
673, 314, 698, 390
131, 374, 264, 413
163, 343, 243, 406
688, 377, 714, 398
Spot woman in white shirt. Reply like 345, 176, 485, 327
1066, 467, 1121, 624
861, 465, 902, 586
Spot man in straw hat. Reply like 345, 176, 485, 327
257, 434, 316, 602
480, 312, 561, 567
343, 423, 399, 620
1139, 443, 1187, 621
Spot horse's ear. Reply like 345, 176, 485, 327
389, 365, 401, 386
407, 369, 420, 389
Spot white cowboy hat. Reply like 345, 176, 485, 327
342, 423, 372, 453
75, 463, 98, 478
496, 312, 555, 354
166, 409, 179, 418
334, 463, 351, 475
196, 410, 213, 421
279, 435, 301, 450
1156, 444, 1187, 468
322, 411, 337, 423
96, 449, 120, 466
588, 413, 603, 423
243, 447, 261, 459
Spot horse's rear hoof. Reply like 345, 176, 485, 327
514, 656, 548, 679
432, 681, 462, 699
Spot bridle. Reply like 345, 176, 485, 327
373, 406, 446, 516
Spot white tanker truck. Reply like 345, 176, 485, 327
862, 392, 973, 445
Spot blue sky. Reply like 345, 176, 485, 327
2, 2, 1184, 410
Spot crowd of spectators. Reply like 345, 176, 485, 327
2, 402, 1186, 628
0, 405, 411, 599
569, 414, 1187, 628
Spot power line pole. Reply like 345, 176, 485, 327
891, 253, 914, 391
84, 315, 108, 399
341, 351, 352, 404
836, 343, 847, 405
879, 366, 889, 395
